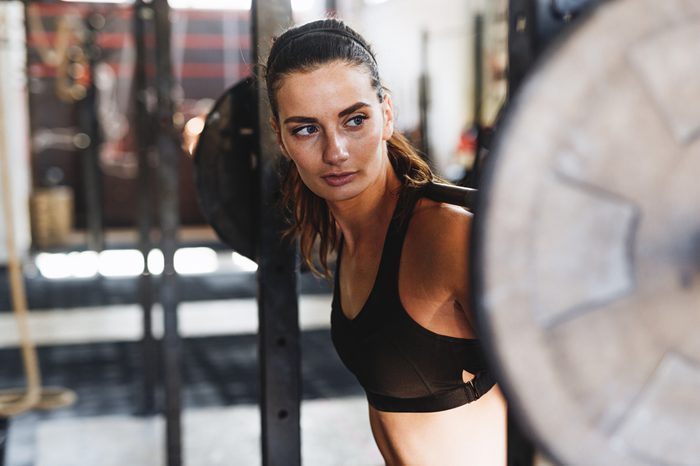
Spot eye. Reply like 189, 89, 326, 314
346, 115, 367, 128
292, 125, 319, 137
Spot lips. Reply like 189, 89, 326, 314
322, 171, 357, 187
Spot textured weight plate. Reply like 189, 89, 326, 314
473, 0, 700, 464
194, 77, 258, 261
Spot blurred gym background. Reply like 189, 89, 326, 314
0, 0, 508, 464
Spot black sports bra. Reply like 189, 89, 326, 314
330, 192, 495, 412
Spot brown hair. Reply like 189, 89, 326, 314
265, 18, 436, 277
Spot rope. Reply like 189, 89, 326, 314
27, 6, 88, 102
0, 16, 76, 415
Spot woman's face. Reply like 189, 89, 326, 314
273, 61, 394, 203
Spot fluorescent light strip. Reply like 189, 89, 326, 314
61, 0, 135, 3
60, 0, 316, 11
98, 249, 144, 277
167, 0, 251, 10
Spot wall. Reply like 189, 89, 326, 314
341, 0, 483, 175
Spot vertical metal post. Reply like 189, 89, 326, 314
507, 0, 536, 97
0, 417, 7, 466
78, 14, 105, 251
153, 1, 182, 465
133, 0, 158, 416
418, 30, 430, 159
325, 0, 337, 16
251, 2, 301, 465
467, 13, 484, 189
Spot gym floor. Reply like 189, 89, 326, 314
0, 274, 384, 465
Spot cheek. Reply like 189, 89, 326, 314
286, 148, 321, 185
362, 132, 386, 164
351, 124, 384, 156
282, 136, 314, 165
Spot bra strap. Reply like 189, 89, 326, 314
366, 371, 496, 413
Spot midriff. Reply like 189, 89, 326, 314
368, 384, 507, 466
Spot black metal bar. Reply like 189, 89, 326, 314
78, 13, 105, 251
152, 0, 182, 465
507, 412, 535, 466
507, 0, 537, 97
251, 2, 301, 465
467, 13, 484, 189
0, 417, 7, 466
424, 182, 477, 210
133, 0, 158, 417
418, 29, 430, 158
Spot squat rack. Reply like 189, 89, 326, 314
1, 1, 302, 465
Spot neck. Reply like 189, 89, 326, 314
328, 163, 401, 254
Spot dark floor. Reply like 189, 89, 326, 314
0, 330, 362, 420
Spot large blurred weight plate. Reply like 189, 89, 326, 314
194, 77, 258, 261
473, 0, 700, 464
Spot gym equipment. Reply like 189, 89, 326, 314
425, 182, 477, 209
0, 0, 76, 420
507, 0, 598, 94
474, 0, 700, 464
193, 77, 258, 262
193, 1, 300, 464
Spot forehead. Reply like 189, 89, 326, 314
276, 61, 377, 118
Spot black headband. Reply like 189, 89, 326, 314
267, 27, 378, 69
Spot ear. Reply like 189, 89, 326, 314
381, 94, 395, 142
269, 117, 290, 158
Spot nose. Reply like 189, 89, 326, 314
322, 131, 349, 165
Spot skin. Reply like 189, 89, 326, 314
272, 60, 507, 465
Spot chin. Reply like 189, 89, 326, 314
314, 184, 365, 203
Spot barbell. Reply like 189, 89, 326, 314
475, 0, 700, 464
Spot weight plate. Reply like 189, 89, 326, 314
474, 0, 700, 464
193, 77, 258, 261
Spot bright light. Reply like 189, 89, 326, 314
36, 251, 100, 279
232, 252, 258, 273
168, 0, 251, 10
364, 0, 390, 4
148, 247, 220, 275
35, 248, 235, 279
62, 0, 134, 3
98, 249, 144, 277
36, 253, 72, 279
68, 251, 100, 278
183, 115, 206, 156
148, 249, 164, 275
185, 116, 205, 136
291, 0, 316, 12
62, 0, 314, 10
175, 247, 219, 275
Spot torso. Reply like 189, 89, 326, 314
368, 386, 506, 466
335, 195, 507, 465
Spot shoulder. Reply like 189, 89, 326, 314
408, 198, 473, 250
403, 198, 472, 290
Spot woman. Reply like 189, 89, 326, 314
265, 18, 507, 465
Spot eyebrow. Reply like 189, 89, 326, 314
283, 101, 371, 125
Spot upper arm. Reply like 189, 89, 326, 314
435, 205, 472, 315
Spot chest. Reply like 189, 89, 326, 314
338, 240, 474, 340
339, 247, 382, 320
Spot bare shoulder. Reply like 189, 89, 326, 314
408, 198, 473, 251
404, 198, 472, 290
401, 197, 474, 323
